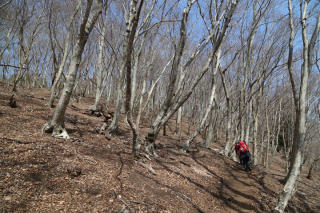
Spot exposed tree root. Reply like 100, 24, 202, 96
182, 143, 190, 153
145, 143, 158, 157
43, 122, 70, 139
144, 133, 159, 157
136, 161, 157, 175
107, 125, 119, 136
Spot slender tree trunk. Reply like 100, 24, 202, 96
124, 0, 145, 155
252, 73, 264, 165
44, 0, 103, 138
259, 129, 265, 165
108, 65, 124, 134
245, 97, 252, 143
183, 49, 220, 151
91, 21, 107, 110
252, 112, 259, 165
205, 109, 215, 148
130, 32, 145, 112
146, 0, 239, 155
283, 128, 289, 173
220, 66, 233, 155
265, 110, 270, 168
240, 0, 258, 140
145, 0, 195, 154
136, 71, 147, 133
271, 101, 282, 163
48, 1, 59, 86
175, 66, 186, 136
175, 107, 182, 135
13, 5, 28, 92
48, 0, 81, 108
275, 1, 320, 211
307, 158, 319, 180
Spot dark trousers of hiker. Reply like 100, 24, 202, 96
239, 151, 251, 171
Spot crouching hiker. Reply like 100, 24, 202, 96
235, 140, 251, 171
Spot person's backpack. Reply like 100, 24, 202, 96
236, 140, 249, 153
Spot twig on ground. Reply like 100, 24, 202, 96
119, 198, 132, 213
0, 136, 35, 144
137, 161, 157, 175
177, 192, 191, 202
111, 189, 133, 213
142, 153, 152, 161
131, 200, 149, 206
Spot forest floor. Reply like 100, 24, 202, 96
0, 81, 319, 213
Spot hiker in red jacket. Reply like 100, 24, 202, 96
235, 140, 251, 171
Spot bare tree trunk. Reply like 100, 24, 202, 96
47, 1, 59, 87
129, 0, 157, 121
13, 0, 28, 92
135, 53, 157, 132
175, 66, 186, 136
124, 0, 145, 156
130, 31, 146, 112
252, 111, 259, 165
145, 0, 195, 154
259, 127, 265, 165
271, 101, 282, 163
240, 0, 259, 140
283, 128, 290, 173
91, 20, 107, 111
205, 109, 215, 148
136, 70, 147, 133
175, 107, 182, 135
141, 55, 173, 114
265, 110, 270, 169
220, 65, 233, 155
146, 0, 239, 155
252, 72, 264, 165
43, 0, 103, 139
48, 0, 81, 108
245, 97, 252, 143
183, 49, 221, 151
307, 158, 319, 180
108, 71, 124, 134
13, 1, 43, 92
275, 1, 320, 211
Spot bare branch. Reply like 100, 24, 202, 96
0, 64, 27, 69
0, 0, 12, 9
316, 57, 320, 73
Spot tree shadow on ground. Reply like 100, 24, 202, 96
135, 169, 206, 213
153, 150, 267, 213
192, 153, 268, 213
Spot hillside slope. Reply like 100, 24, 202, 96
0, 83, 319, 213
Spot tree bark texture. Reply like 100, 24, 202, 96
44, 0, 103, 139
183, 49, 221, 151
48, 0, 81, 108
124, 0, 145, 155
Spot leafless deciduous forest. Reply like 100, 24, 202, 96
0, 0, 319, 212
